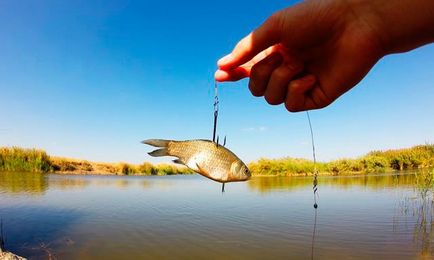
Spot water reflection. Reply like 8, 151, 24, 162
0, 171, 433, 259
141, 180, 151, 188
395, 170, 433, 257
250, 172, 433, 258
0, 206, 84, 259
114, 179, 130, 189
0, 173, 159, 195
248, 173, 416, 193
0, 172, 48, 195
50, 177, 90, 191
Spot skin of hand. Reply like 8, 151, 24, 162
215, 0, 434, 112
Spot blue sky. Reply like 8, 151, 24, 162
0, 0, 433, 164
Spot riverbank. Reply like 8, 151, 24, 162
1, 233, 26, 260
0, 145, 433, 176
0, 147, 192, 176
0, 251, 26, 260
49, 156, 193, 175
250, 144, 434, 176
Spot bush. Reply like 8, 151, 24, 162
137, 162, 155, 175
249, 158, 327, 176
0, 147, 52, 172
250, 144, 434, 176
1, 144, 432, 176
360, 155, 389, 173
117, 163, 137, 175
153, 164, 192, 175
50, 157, 93, 172
328, 159, 363, 174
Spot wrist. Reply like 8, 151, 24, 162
366, 0, 434, 54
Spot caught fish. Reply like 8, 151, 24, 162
142, 139, 251, 183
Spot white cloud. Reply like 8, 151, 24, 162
241, 126, 268, 132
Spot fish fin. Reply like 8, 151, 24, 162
148, 148, 168, 157
223, 136, 226, 146
173, 159, 184, 165
196, 162, 209, 176
142, 139, 170, 148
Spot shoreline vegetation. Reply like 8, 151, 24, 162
0, 144, 433, 176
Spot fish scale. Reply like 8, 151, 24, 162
173, 141, 232, 176
143, 139, 251, 183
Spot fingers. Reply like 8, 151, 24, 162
284, 75, 316, 112
303, 84, 334, 111
217, 12, 282, 71
248, 48, 304, 105
215, 46, 280, 82
264, 59, 304, 105
215, 67, 249, 82
248, 52, 283, 97
284, 75, 337, 112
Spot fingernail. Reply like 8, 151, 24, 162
218, 54, 232, 66
214, 70, 227, 81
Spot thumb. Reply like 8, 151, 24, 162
218, 12, 282, 70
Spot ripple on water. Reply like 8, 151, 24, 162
0, 172, 432, 259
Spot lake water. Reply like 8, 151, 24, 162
0, 172, 433, 259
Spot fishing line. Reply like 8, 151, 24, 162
306, 111, 318, 208
306, 111, 319, 260
310, 207, 318, 260
212, 81, 225, 193
212, 81, 219, 143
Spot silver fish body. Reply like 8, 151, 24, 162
143, 139, 251, 183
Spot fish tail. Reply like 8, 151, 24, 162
142, 139, 172, 157
148, 148, 168, 157
142, 139, 171, 147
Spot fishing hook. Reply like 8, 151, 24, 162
212, 81, 219, 144
212, 81, 225, 193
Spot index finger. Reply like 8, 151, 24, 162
217, 12, 282, 70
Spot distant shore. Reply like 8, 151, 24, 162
0, 144, 433, 176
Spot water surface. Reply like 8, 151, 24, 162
0, 172, 432, 259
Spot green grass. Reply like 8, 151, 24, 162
0, 147, 51, 172
113, 162, 193, 176
249, 157, 328, 176
249, 144, 434, 176
0, 147, 193, 175
1, 144, 433, 176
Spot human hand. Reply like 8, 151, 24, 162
215, 0, 386, 112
